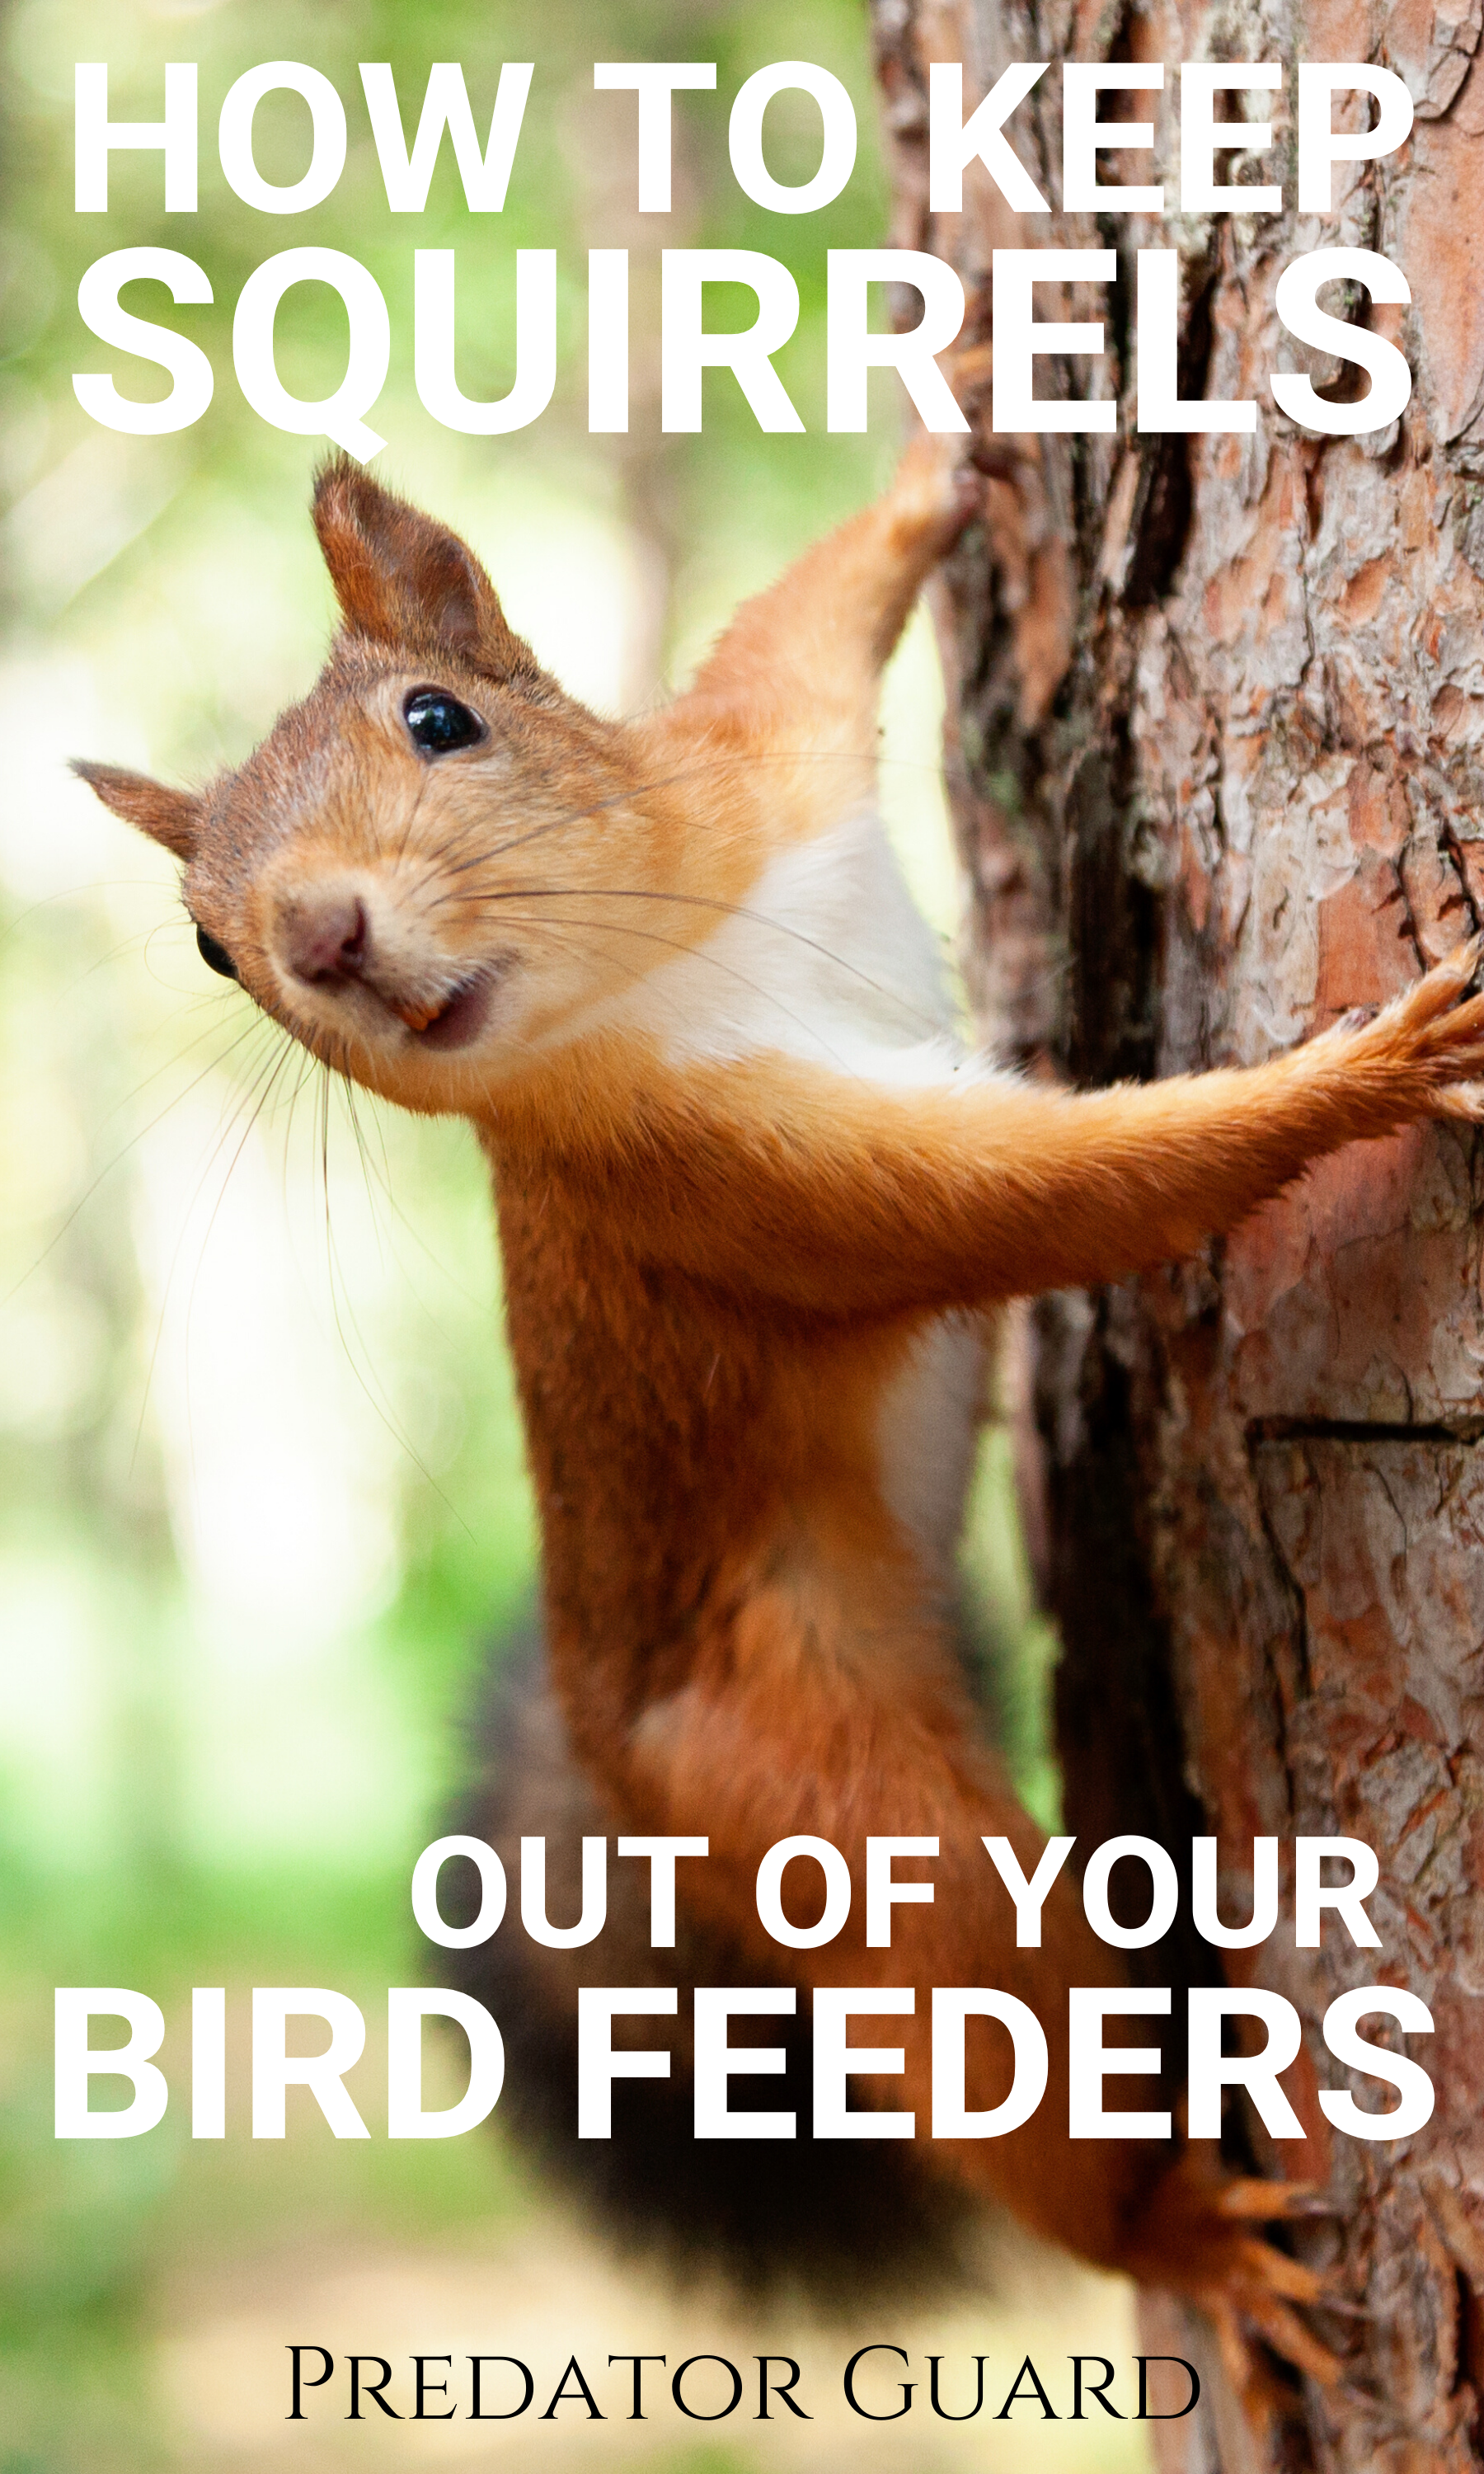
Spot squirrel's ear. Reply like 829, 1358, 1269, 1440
312, 458, 540, 687
72, 760, 201, 860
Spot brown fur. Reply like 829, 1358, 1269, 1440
79, 438, 1484, 2373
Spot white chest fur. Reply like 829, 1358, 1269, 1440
588, 809, 991, 1579
589, 808, 968, 1080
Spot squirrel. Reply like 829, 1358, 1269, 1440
76, 432, 1484, 2391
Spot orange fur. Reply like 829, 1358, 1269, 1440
78, 436, 1484, 2356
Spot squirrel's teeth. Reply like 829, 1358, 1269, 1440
396, 996, 441, 1032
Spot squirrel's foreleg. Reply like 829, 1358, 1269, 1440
664, 434, 977, 772
547, 938, 1484, 1316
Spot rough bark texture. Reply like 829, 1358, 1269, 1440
870, 2, 1484, 2466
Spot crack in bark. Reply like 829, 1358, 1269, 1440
1439, 818, 1484, 937
1247, 1415, 1484, 1445
1389, 849, 1430, 977
1251, 1493, 1313, 1787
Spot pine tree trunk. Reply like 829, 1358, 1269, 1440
871, 4, 1484, 2465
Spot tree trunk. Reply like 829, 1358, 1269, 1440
871, 4, 1484, 2467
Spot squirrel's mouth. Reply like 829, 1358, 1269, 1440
401, 971, 496, 1051
268, 885, 509, 1056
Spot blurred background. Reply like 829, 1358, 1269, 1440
0, 2, 1139, 2466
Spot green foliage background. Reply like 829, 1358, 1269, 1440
0, 7, 1072, 2467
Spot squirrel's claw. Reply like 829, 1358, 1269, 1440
1130, 2157, 1348, 2407
1216, 2175, 1336, 2222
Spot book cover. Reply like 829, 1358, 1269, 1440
3, 4, 1476, 2469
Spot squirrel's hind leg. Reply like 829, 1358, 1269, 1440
1127, 2152, 1345, 2405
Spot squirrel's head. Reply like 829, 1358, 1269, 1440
76, 462, 680, 1117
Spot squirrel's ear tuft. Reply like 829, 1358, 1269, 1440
311, 457, 541, 687
72, 760, 202, 860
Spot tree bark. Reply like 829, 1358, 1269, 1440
871, 3, 1484, 2466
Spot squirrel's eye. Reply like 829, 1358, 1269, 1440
195, 924, 239, 981
404, 689, 485, 755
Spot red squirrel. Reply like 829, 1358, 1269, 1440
77, 435, 1484, 2382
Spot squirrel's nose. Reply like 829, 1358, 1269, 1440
279, 890, 369, 986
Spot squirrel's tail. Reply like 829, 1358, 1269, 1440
442, 1639, 979, 2301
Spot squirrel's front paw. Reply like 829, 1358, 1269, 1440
1323, 934, 1484, 1122
890, 430, 984, 553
